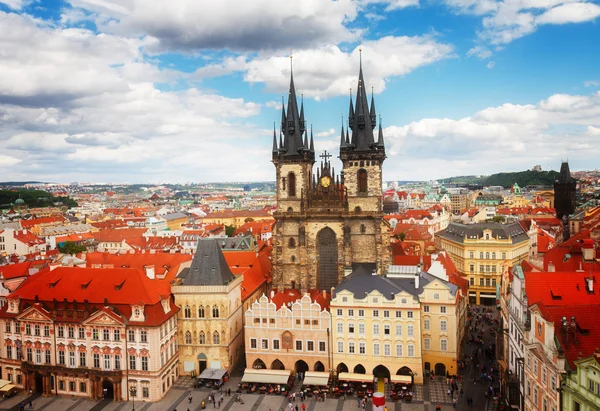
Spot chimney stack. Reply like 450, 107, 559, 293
145, 265, 155, 280
415, 272, 420, 289
548, 261, 555, 272
586, 277, 594, 293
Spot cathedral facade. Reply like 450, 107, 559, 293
271, 60, 392, 291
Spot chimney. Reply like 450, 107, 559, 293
322, 289, 327, 298
586, 277, 594, 293
415, 273, 420, 289
145, 265, 155, 280
548, 261, 555, 272
270, 290, 275, 299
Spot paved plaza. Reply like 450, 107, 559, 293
0, 377, 463, 411
0, 306, 500, 411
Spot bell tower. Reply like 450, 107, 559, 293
339, 51, 386, 214
272, 58, 315, 215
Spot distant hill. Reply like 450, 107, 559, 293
440, 170, 560, 188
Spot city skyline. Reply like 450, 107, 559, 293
1, 0, 599, 184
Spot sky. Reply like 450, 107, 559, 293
0, 0, 599, 184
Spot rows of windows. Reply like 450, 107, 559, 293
334, 309, 414, 318
336, 321, 419, 337
249, 338, 326, 352
422, 338, 448, 351
8, 322, 149, 344
422, 305, 447, 313
252, 317, 320, 326
184, 330, 220, 345
469, 277, 498, 287
468, 251, 507, 260
337, 341, 416, 357
183, 305, 221, 319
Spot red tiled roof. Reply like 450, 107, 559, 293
524, 271, 600, 307
125, 236, 180, 251
9, 267, 167, 305
0, 261, 46, 280
90, 220, 129, 229
13, 230, 45, 246
92, 228, 147, 243
402, 210, 433, 220
20, 216, 66, 229
543, 230, 600, 272
55, 232, 94, 243
393, 255, 432, 271
537, 229, 556, 254
435, 252, 469, 295
544, 304, 600, 369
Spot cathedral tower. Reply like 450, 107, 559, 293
271, 57, 391, 292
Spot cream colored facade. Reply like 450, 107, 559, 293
0, 300, 179, 403
436, 222, 530, 305
331, 287, 424, 384
562, 355, 600, 411
244, 293, 331, 372
172, 276, 244, 376
420, 279, 461, 377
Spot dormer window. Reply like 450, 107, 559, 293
135, 309, 141, 316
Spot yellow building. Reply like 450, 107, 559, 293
244, 291, 331, 373
436, 222, 530, 305
162, 212, 189, 231
172, 239, 244, 376
330, 266, 463, 387
201, 210, 273, 228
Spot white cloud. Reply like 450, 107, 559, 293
316, 128, 336, 137
447, 1, 600, 55
380, 90, 600, 180
365, 0, 420, 11
0, 0, 27, 10
66, 0, 361, 53
536, 2, 600, 24
585, 80, 600, 87
265, 100, 283, 110
467, 45, 492, 59
237, 36, 454, 99
486, 61, 495, 68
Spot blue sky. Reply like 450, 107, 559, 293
0, 0, 599, 183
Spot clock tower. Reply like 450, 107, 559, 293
271, 58, 391, 291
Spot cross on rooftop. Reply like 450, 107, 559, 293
320, 151, 332, 162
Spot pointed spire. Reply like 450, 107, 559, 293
303, 130, 308, 150
280, 95, 286, 132
348, 48, 376, 150
340, 117, 346, 148
377, 116, 385, 149
370, 84, 377, 128
299, 94, 305, 133
310, 125, 315, 152
272, 122, 278, 153
348, 88, 354, 122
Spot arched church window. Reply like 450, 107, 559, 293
213, 331, 220, 345
354, 206, 362, 213
198, 307, 205, 318
291, 256, 296, 263
184, 305, 191, 318
357, 169, 368, 193
212, 305, 219, 318
288, 172, 296, 197
288, 238, 296, 249
199, 331, 205, 344
185, 331, 192, 344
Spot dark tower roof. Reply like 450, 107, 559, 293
340, 51, 385, 160
559, 161, 573, 183
274, 59, 314, 162
178, 239, 235, 286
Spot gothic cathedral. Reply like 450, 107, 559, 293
271, 59, 392, 291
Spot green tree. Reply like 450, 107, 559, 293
225, 225, 236, 237
394, 232, 407, 242
58, 241, 87, 255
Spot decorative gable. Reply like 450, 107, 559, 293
82, 308, 124, 327
130, 304, 145, 322
15, 305, 53, 322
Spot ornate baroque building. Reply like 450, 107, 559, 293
271, 59, 391, 291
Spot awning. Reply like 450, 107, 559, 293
0, 380, 10, 389
241, 369, 291, 385
302, 371, 330, 386
198, 368, 228, 381
390, 375, 412, 384
480, 294, 497, 299
337, 372, 374, 383
0, 384, 16, 392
